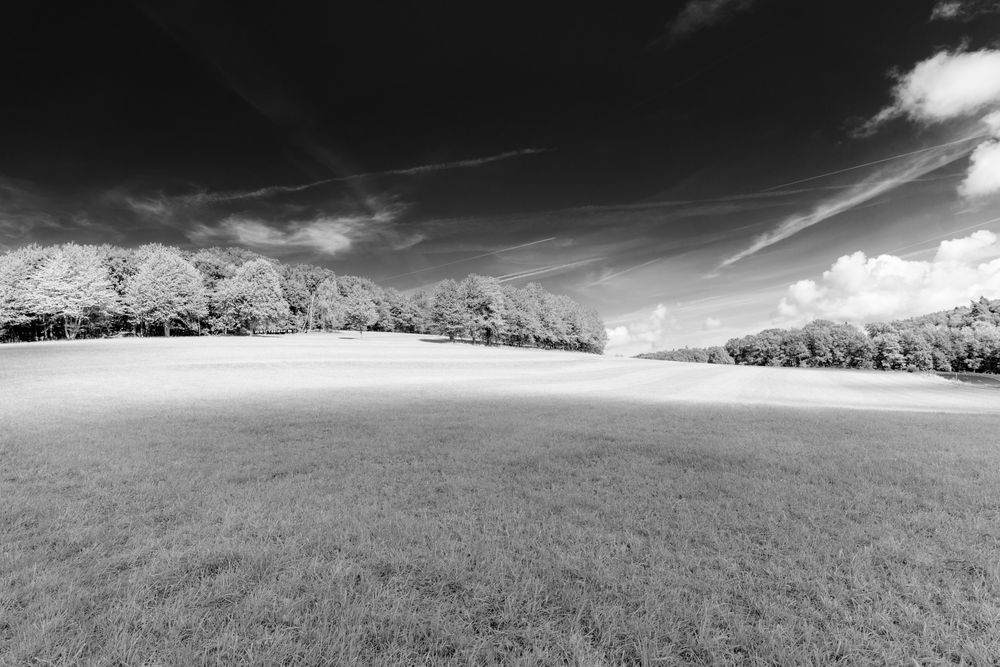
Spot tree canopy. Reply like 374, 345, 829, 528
0, 242, 608, 354
125, 246, 207, 336
640, 299, 1000, 374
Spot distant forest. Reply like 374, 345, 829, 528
0, 243, 607, 353
638, 297, 1000, 374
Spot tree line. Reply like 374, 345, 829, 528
636, 346, 734, 364
0, 243, 608, 353
639, 297, 1000, 373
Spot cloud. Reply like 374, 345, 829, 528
866, 49, 1000, 128
496, 257, 602, 283
776, 230, 1000, 323
188, 203, 420, 257
188, 216, 353, 255
179, 148, 550, 206
0, 176, 119, 246
664, 0, 758, 45
588, 257, 662, 286
704, 316, 722, 330
605, 304, 677, 354
124, 196, 170, 217
930, 1, 963, 19
959, 138, 1000, 198
864, 50, 1000, 203
930, 0, 1000, 21
384, 237, 558, 280
719, 136, 978, 267
722, 50, 1000, 268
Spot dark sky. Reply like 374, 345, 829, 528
3, 1, 1000, 353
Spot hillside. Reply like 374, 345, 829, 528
4, 332, 998, 415
5, 333, 1000, 663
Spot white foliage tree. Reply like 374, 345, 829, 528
0, 245, 48, 332
125, 247, 207, 336
212, 258, 290, 333
30, 243, 119, 339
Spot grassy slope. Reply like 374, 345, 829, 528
2, 335, 1000, 664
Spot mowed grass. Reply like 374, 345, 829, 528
2, 338, 1000, 664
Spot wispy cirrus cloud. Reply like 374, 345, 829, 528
719, 134, 981, 268
720, 49, 1000, 269
179, 148, 551, 206
383, 237, 558, 280
0, 176, 119, 248
187, 204, 421, 258
930, 0, 1000, 21
656, 0, 759, 47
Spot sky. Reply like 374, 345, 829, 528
4, 1, 1000, 355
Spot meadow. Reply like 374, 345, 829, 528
2, 334, 1000, 665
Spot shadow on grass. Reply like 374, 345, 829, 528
936, 371, 1000, 388
419, 337, 474, 345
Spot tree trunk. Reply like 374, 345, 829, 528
307, 294, 315, 332
64, 316, 81, 340
163, 321, 170, 337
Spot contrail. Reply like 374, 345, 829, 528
384, 237, 558, 280
496, 257, 601, 283
181, 148, 552, 205
761, 135, 985, 192
887, 215, 1000, 257
587, 257, 662, 286
369, 148, 551, 177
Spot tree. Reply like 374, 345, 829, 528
30, 243, 119, 339
871, 331, 905, 370
314, 277, 343, 330
125, 248, 207, 336
281, 263, 332, 332
431, 279, 469, 342
501, 285, 542, 347
461, 274, 506, 345
383, 288, 421, 333
0, 245, 48, 337
409, 289, 434, 334
212, 259, 290, 333
341, 289, 378, 335
899, 329, 934, 371
1, 242, 613, 349
190, 247, 242, 291
706, 346, 734, 364
576, 306, 608, 354
780, 328, 810, 367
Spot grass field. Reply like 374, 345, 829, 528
3, 333, 1000, 664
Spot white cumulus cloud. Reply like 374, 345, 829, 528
959, 128, 1000, 198
605, 304, 677, 355
863, 50, 1000, 201
777, 230, 1000, 323
873, 50, 1000, 125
